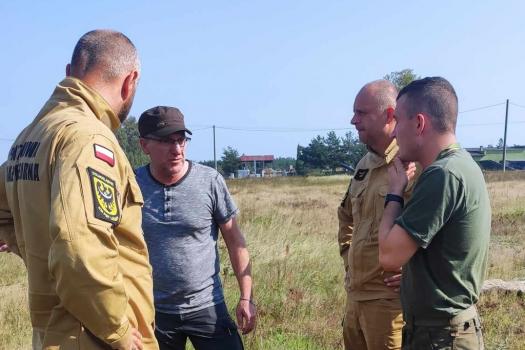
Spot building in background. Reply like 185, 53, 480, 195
240, 155, 274, 175
466, 146, 525, 170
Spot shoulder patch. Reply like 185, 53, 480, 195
94, 144, 115, 167
354, 168, 369, 181
88, 167, 120, 224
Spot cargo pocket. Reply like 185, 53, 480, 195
375, 185, 388, 223
117, 176, 148, 255
125, 176, 144, 207
425, 326, 455, 349
452, 319, 484, 350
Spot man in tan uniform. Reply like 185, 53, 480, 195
338, 80, 414, 350
0, 30, 158, 350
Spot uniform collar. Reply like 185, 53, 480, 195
367, 139, 398, 168
436, 142, 461, 161
384, 139, 398, 165
54, 77, 121, 132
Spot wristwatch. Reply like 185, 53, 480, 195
384, 193, 404, 208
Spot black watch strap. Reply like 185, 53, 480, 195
384, 193, 404, 208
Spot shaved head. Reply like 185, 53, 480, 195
70, 29, 140, 82
397, 77, 458, 133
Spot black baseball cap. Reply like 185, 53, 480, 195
138, 106, 192, 138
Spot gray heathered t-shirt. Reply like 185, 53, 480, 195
136, 161, 238, 314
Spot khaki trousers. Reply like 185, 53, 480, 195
343, 297, 403, 350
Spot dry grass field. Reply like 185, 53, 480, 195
1, 173, 524, 349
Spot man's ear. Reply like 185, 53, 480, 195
386, 107, 395, 124
139, 137, 150, 155
121, 70, 139, 101
416, 113, 426, 136
66, 63, 71, 76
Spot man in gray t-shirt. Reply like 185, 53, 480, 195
136, 106, 256, 350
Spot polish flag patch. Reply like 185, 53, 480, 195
94, 144, 115, 167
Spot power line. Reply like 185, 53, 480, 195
187, 124, 213, 128
0, 101, 523, 140
190, 126, 213, 132
458, 102, 506, 114
458, 120, 525, 127
215, 126, 353, 133
510, 102, 525, 109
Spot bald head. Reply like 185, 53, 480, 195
358, 80, 398, 112
69, 29, 140, 82
351, 80, 398, 153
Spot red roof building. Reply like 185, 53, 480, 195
239, 155, 274, 175
239, 155, 274, 162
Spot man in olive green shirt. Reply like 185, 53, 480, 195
378, 77, 490, 349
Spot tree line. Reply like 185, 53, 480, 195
116, 122, 366, 176
295, 131, 366, 175
116, 69, 420, 175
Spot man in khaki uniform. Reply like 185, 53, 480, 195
0, 30, 158, 350
338, 80, 414, 350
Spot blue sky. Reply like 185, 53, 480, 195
2, 1, 525, 162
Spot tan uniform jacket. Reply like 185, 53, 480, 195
0, 78, 158, 349
337, 141, 415, 301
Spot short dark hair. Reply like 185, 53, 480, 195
70, 30, 139, 82
397, 77, 458, 133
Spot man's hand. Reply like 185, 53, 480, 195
384, 267, 402, 292
388, 157, 417, 195
0, 240, 10, 253
130, 328, 143, 350
120, 328, 143, 350
236, 299, 257, 334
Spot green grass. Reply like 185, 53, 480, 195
1, 173, 525, 349
479, 292, 525, 350
0, 255, 31, 349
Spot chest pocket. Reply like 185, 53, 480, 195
375, 185, 389, 222
349, 180, 367, 225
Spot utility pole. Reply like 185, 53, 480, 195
502, 99, 509, 172
213, 125, 217, 170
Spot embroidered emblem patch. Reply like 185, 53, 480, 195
354, 169, 369, 181
88, 167, 120, 224
93, 144, 115, 167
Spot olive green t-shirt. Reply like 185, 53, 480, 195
395, 144, 491, 319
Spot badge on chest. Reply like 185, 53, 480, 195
354, 169, 369, 181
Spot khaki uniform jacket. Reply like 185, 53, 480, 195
337, 141, 414, 301
0, 78, 158, 349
